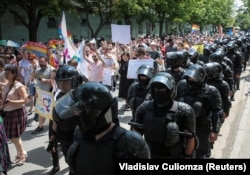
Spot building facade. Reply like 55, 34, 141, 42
0, 10, 165, 44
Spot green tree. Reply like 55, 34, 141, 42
0, 0, 76, 41
78, 0, 116, 38
185, 0, 234, 32
112, 0, 143, 25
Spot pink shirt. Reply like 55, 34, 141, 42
88, 61, 104, 82
2, 81, 26, 111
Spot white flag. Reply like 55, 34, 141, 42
59, 11, 68, 39
75, 40, 89, 80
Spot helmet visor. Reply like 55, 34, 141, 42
183, 69, 203, 82
56, 79, 73, 92
54, 90, 82, 119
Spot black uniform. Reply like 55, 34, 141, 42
209, 50, 234, 101
198, 44, 211, 64
54, 82, 150, 175
135, 72, 196, 158
166, 51, 185, 84
206, 62, 231, 120
127, 64, 154, 121
118, 59, 135, 99
225, 41, 242, 91
49, 65, 83, 175
73, 125, 149, 175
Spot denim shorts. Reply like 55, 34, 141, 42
29, 83, 36, 96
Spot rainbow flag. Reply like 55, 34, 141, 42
25, 41, 47, 56
191, 24, 200, 33
49, 52, 59, 68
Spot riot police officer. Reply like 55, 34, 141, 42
206, 62, 231, 120
225, 41, 242, 93
48, 65, 83, 175
54, 82, 150, 175
209, 50, 234, 101
205, 62, 231, 157
187, 49, 205, 68
180, 50, 189, 69
166, 51, 185, 84
134, 72, 196, 158
176, 64, 222, 158
127, 64, 154, 126
199, 44, 212, 63
236, 37, 247, 73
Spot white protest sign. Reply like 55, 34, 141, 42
111, 24, 131, 44
127, 59, 154, 79
102, 68, 112, 86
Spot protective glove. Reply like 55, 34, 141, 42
46, 139, 57, 153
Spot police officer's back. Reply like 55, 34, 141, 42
55, 82, 150, 175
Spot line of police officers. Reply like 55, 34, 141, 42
48, 35, 249, 175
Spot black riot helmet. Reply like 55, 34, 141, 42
137, 64, 154, 87
180, 50, 189, 67
236, 37, 242, 46
203, 44, 211, 56
166, 52, 182, 69
222, 38, 229, 46
209, 51, 223, 64
188, 50, 199, 63
215, 47, 225, 54
175, 51, 184, 64
55, 64, 82, 90
183, 64, 207, 88
205, 62, 223, 80
210, 44, 218, 53
55, 82, 114, 136
149, 72, 176, 107
214, 38, 220, 45
226, 41, 235, 52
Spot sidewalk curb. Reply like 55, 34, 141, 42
229, 70, 250, 158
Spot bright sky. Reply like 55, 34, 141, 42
234, 0, 243, 9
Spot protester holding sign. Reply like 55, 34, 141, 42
101, 46, 117, 91
32, 56, 55, 134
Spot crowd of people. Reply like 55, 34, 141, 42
0, 31, 249, 174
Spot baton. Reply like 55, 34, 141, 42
128, 121, 193, 137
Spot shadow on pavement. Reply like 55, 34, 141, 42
22, 125, 49, 142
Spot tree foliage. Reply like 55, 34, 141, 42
0, 0, 240, 40
0, 0, 76, 41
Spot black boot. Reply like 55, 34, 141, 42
230, 95, 235, 101
47, 166, 60, 175
48, 145, 60, 175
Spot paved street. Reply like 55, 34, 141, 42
6, 66, 250, 175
